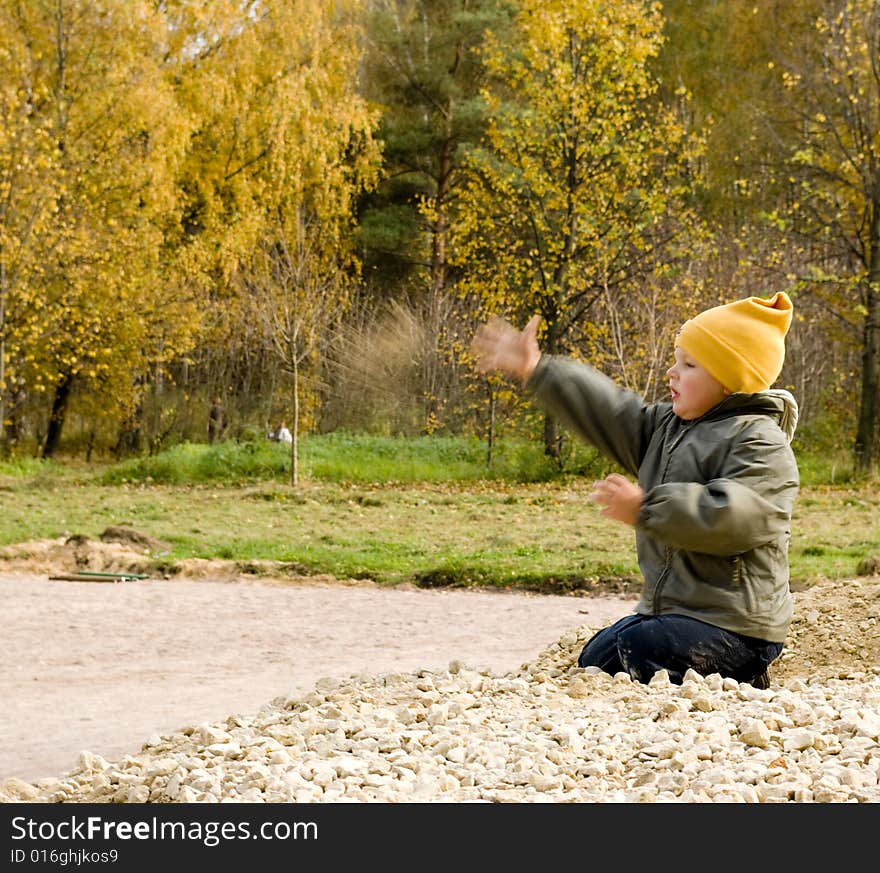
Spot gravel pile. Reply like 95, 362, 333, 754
3, 624, 879, 804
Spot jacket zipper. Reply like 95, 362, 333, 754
732, 555, 742, 585
651, 424, 690, 615
652, 547, 673, 614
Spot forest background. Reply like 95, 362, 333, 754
1, 0, 879, 479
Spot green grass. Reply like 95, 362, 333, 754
99, 440, 290, 485
0, 435, 877, 592
0, 477, 644, 590
791, 444, 859, 488
97, 433, 615, 486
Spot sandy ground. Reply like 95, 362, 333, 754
0, 571, 637, 783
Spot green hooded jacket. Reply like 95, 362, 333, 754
527, 356, 799, 643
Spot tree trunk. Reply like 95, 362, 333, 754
290, 355, 299, 487
3, 416, 18, 455
43, 373, 73, 458
429, 53, 460, 299
855, 209, 880, 473
2, 385, 24, 455
420, 142, 453, 432
543, 414, 562, 462
114, 401, 143, 458
854, 281, 879, 473
541, 313, 562, 460
486, 381, 495, 469
0, 253, 6, 456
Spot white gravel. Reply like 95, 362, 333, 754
4, 624, 879, 804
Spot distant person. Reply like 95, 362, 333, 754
470, 292, 799, 689
275, 422, 293, 444
207, 395, 227, 443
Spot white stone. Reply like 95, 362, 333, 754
76, 751, 110, 772
426, 704, 449, 726
12, 619, 880, 805
529, 773, 559, 791
738, 718, 772, 748
206, 741, 242, 757
782, 729, 816, 752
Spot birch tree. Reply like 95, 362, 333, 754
0, 0, 193, 456
217, 0, 381, 484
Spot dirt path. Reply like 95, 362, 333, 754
0, 572, 637, 783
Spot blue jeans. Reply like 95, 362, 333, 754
578, 613, 783, 685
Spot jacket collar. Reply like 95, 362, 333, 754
692, 390, 799, 440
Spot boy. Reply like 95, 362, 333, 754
471, 292, 799, 688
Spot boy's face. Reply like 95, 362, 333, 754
667, 347, 730, 420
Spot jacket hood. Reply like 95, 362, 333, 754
763, 389, 799, 442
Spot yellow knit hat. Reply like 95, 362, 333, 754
675, 292, 793, 393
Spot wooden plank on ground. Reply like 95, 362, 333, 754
48, 574, 145, 583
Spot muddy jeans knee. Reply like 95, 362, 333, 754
615, 614, 783, 685
577, 614, 645, 674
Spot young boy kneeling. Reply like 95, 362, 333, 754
471, 293, 799, 688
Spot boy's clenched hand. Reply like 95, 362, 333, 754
590, 474, 644, 526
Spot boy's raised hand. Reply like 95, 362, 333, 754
470, 315, 542, 384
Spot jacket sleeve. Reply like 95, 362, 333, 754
526, 355, 661, 477
636, 425, 799, 556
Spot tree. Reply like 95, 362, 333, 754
357, 0, 514, 430
149, 0, 295, 450
767, 0, 880, 472
361, 0, 512, 289
653, 1, 864, 456
452, 0, 702, 456
0, 0, 195, 457
657, 0, 824, 223
158, 2, 379, 473
219, 0, 381, 485
0, 13, 55, 451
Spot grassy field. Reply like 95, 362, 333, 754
0, 435, 877, 592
